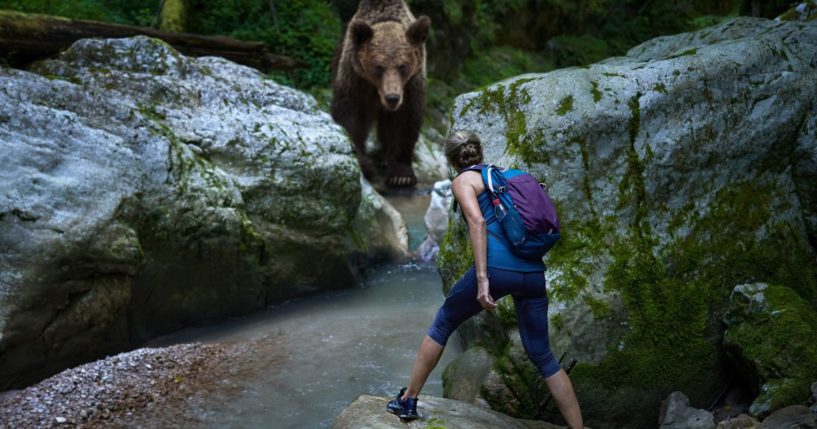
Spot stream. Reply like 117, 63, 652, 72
144, 190, 463, 428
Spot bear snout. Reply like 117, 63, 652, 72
384, 94, 402, 110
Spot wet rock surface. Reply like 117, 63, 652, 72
332, 394, 565, 429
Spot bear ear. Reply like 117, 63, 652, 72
406, 16, 431, 46
350, 20, 373, 46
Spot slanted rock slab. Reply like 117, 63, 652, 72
332, 395, 564, 429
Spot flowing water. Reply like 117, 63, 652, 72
145, 190, 463, 428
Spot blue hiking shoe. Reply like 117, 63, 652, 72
386, 387, 419, 421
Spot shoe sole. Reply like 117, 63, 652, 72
387, 406, 419, 421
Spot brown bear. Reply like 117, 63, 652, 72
330, 0, 430, 187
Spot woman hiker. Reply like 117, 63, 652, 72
387, 130, 584, 428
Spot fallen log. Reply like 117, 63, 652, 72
0, 9, 305, 72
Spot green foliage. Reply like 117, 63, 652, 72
426, 47, 552, 131
187, 0, 341, 89
0, 0, 340, 89
461, 47, 553, 88
0, 0, 157, 26
548, 34, 610, 67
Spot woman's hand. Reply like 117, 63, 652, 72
476, 275, 497, 310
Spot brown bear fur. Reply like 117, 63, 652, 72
331, 0, 430, 187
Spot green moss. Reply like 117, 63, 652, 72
565, 179, 817, 426
725, 283, 817, 414
437, 216, 473, 293
458, 78, 550, 166
583, 294, 613, 319
590, 81, 603, 103
556, 95, 574, 116
551, 313, 564, 332
482, 342, 547, 417
653, 83, 668, 94
426, 417, 449, 429
496, 297, 517, 328
671, 48, 698, 58
544, 215, 608, 302
237, 210, 264, 251
617, 93, 650, 239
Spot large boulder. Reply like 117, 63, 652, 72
437, 17, 817, 428
0, 36, 407, 389
723, 283, 817, 417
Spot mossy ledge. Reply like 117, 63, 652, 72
458, 77, 550, 165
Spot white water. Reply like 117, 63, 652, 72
145, 191, 464, 428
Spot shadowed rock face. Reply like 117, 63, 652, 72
437, 17, 817, 428
723, 283, 817, 418
0, 36, 407, 389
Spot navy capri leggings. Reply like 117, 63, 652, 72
427, 265, 561, 378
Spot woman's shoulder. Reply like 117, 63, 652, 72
452, 170, 485, 194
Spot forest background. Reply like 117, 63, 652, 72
0, 0, 795, 130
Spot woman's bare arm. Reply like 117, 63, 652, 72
452, 171, 496, 310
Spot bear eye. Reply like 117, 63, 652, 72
374, 65, 385, 78
398, 64, 408, 75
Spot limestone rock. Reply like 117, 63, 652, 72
355, 177, 410, 261
659, 391, 716, 429
442, 346, 492, 404
331, 394, 564, 429
414, 128, 449, 185
0, 36, 406, 389
438, 17, 817, 428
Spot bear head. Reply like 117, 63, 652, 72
350, 16, 431, 111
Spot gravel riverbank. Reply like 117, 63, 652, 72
0, 343, 252, 428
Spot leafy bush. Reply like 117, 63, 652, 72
0, 0, 156, 25
187, 0, 341, 89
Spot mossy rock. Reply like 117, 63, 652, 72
439, 17, 817, 429
723, 283, 817, 417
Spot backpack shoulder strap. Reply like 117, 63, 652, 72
482, 165, 508, 199
456, 164, 485, 176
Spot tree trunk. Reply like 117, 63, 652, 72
751, 0, 760, 17
0, 10, 304, 72
159, 0, 187, 32
268, 0, 280, 33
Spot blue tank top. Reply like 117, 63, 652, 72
477, 191, 545, 272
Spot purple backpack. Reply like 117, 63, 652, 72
462, 164, 561, 260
